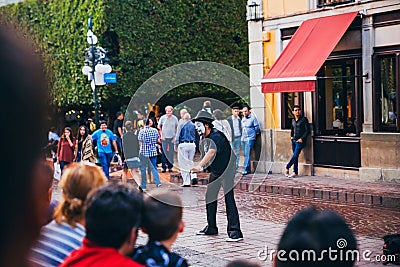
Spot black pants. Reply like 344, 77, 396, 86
205, 170, 243, 238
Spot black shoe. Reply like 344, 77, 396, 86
196, 225, 218, 235
168, 169, 173, 172
191, 178, 198, 186
161, 169, 166, 173
180, 184, 191, 187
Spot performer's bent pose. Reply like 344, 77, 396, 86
191, 110, 243, 242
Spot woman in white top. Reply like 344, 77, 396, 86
212, 109, 232, 142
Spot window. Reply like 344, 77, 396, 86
315, 58, 362, 136
281, 92, 303, 129
317, 0, 354, 8
374, 53, 399, 132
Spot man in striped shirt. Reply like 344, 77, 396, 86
138, 118, 162, 190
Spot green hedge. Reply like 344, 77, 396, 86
0, 0, 249, 111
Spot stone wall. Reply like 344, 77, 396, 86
360, 132, 400, 182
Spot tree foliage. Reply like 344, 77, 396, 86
0, 0, 249, 111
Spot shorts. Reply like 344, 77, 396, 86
125, 157, 141, 169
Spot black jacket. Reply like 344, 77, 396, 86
291, 116, 310, 144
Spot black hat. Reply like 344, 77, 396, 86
192, 110, 214, 125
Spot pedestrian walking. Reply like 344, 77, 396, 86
201, 100, 214, 115
212, 109, 232, 142
74, 125, 95, 163
121, 121, 140, 185
226, 106, 242, 169
241, 106, 260, 175
91, 120, 119, 179
113, 111, 124, 157
191, 111, 243, 242
138, 118, 162, 190
175, 112, 197, 187
47, 126, 60, 161
158, 105, 179, 172
284, 105, 310, 178
178, 108, 188, 125
57, 127, 76, 172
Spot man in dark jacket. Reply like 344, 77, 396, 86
191, 111, 243, 242
285, 105, 310, 178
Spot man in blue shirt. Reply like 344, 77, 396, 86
241, 106, 260, 175
175, 113, 197, 187
91, 120, 119, 179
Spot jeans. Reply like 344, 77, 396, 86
285, 141, 305, 174
242, 139, 255, 173
115, 136, 123, 155
98, 152, 113, 179
75, 151, 82, 162
161, 138, 174, 170
59, 161, 71, 173
230, 137, 241, 169
205, 171, 243, 238
140, 155, 161, 189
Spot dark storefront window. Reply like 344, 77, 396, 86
315, 59, 361, 136
374, 53, 399, 132
281, 92, 303, 129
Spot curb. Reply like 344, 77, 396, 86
170, 173, 400, 209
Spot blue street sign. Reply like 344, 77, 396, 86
104, 72, 117, 84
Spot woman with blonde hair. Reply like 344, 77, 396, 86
30, 162, 107, 267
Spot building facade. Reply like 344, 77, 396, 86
248, 0, 400, 181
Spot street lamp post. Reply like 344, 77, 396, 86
82, 17, 112, 129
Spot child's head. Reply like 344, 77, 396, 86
142, 189, 183, 241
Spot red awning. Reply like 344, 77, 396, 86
261, 12, 358, 93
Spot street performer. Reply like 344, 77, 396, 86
191, 110, 243, 242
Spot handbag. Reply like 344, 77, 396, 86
112, 153, 122, 166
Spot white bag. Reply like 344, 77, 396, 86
112, 153, 122, 166
53, 162, 61, 181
